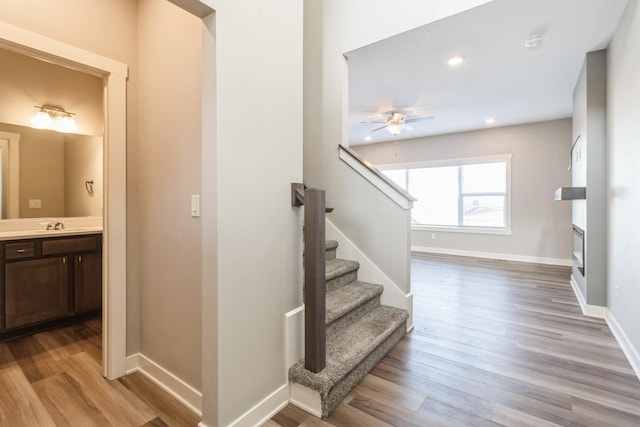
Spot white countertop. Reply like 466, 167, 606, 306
0, 217, 103, 241
0, 226, 103, 241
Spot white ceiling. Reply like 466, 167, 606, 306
347, 0, 628, 146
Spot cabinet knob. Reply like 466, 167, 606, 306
16, 249, 26, 253
78, 256, 83, 262
63, 257, 67, 264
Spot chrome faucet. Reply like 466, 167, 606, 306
46, 221, 65, 230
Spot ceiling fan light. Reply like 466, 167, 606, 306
387, 123, 404, 136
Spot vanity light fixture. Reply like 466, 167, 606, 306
31, 105, 78, 133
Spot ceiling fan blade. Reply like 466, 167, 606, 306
371, 125, 389, 132
404, 116, 434, 123
404, 124, 414, 131
360, 120, 387, 124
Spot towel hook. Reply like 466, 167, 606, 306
85, 180, 94, 197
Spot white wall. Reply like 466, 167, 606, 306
137, 0, 203, 391
200, 1, 304, 425
64, 134, 103, 217
608, 0, 640, 368
355, 119, 573, 264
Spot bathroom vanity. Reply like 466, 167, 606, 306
0, 231, 102, 341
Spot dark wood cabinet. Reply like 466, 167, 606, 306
1, 234, 102, 339
74, 253, 102, 313
5, 257, 69, 329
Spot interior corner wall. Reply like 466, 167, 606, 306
206, 0, 303, 425
136, 0, 203, 391
354, 119, 573, 262
608, 0, 640, 364
572, 50, 608, 307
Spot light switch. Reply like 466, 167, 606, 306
29, 199, 42, 209
191, 195, 200, 217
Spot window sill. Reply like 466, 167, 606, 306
412, 225, 512, 236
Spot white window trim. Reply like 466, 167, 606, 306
380, 154, 512, 235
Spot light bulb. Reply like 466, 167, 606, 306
56, 115, 78, 133
31, 110, 53, 129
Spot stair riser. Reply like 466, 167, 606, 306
322, 321, 407, 418
326, 248, 337, 261
326, 271, 357, 292
327, 296, 380, 336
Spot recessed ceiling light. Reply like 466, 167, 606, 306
364, 136, 372, 142
486, 117, 496, 124
447, 55, 465, 66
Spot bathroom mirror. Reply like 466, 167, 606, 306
0, 122, 103, 219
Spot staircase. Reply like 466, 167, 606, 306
288, 240, 409, 418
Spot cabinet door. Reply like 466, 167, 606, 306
75, 253, 102, 313
5, 257, 70, 329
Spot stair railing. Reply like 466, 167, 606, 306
291, 183, 333, 373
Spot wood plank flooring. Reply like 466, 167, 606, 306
268, 253, 640, 426
0, 317, 200, 426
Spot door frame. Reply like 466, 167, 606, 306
0, 21, 128, 379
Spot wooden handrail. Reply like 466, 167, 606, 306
291, 183, 328, 373
338, 144, 417, 203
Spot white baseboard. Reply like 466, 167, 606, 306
606, 311, 640, 381
227, 384, 289, 427
569, 275, 607, 319
285, 305, 305, 374
412, 245, 572, 267
125, 353, 202, 417
289, 382, 322, 418
567, 278, 640, 381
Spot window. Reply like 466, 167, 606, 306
381, 156, 511, 233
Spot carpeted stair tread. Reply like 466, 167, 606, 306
325, 258, 359, 281
325, 240, 338, 261
289, 305, 408, 396
325, 240, 338, 251
325, 281, 383, 326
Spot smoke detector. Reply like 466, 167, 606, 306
524, 34, 543, 49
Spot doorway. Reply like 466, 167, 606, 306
0, 25, 128, 379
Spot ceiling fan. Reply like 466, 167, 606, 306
361, 112, 434, 136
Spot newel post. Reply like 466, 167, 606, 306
304, 188, 326, 373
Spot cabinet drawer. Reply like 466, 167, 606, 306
5, 242, 36, 260
42, 236, 99, 256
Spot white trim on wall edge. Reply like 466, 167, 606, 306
569, 275, 607, 319
412, 245, 572, 267
226, 384, 289, 427
290, 382, 322, 418
338, 146, 413, 210
125, 353, 202, 417
606, 311, 640, 381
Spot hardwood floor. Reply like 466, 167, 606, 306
268, 253, 640, 426
0, 317, 200, 426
